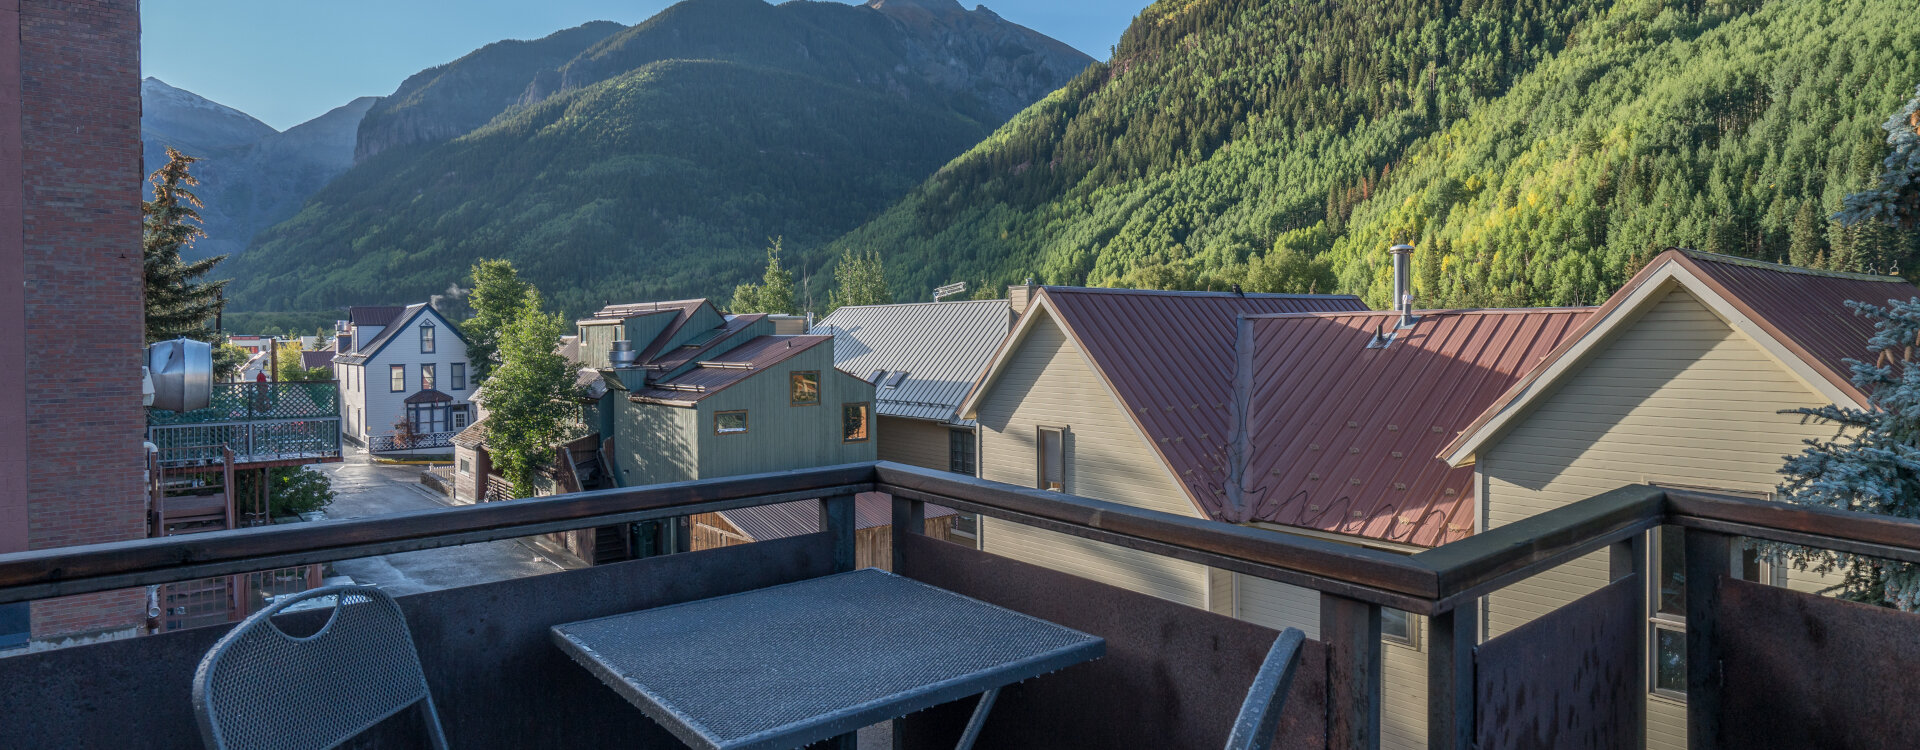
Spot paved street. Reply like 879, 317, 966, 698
313, 447, 564, 596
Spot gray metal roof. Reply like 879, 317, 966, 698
810, 300, 1013, 425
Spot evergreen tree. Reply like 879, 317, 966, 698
827, 248, 891, 313
143, 147, 227, 343
1837, 84, 1920, 230
729, 238, 796, 314
481, 290, 581, 499
463, 259, 531, 387
1788, 200, 1828, 268
1773, 298, 1920, 610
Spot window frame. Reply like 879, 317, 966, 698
421, 363, 437, 392
451, 362, 467, 391
1036, 426, 1066, 491
715, 410, 749, 436
390, 364, 406, 392
790, 370, 821, 406
1644, 485, 1778, 704
1381, 608, 1421, 651
451, 405, 469, 431
841, 402, 871, 443
420, 321, 435, 354
948, 427, 977, 476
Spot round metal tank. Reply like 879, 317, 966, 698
148, 338, 213, 412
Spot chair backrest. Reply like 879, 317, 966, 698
1223, 627, 1307, 750
192, 584, 449, 750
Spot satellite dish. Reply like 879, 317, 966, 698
148, 339, 213, 412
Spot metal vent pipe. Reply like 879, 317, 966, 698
1390, 244, 1416, 328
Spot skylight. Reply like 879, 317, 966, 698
885, 371, 909, 389
868, 369, 888, 384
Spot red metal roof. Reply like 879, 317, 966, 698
1236, 308, 1592, 547
718, 492, 957, 540
1679, 250, 1913, 405
1034, 287, 1367, 518
629, 335, 829, 405
643, 314, 767, 373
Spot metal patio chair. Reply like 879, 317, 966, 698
1223, 627, 1308, 750
191, 584, 449, 750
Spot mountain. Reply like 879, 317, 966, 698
222, 0, 1093, 316
141, 79, 380, 261
836, 0, 1920, 307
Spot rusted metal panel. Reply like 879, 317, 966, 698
1036, 287, 1365, 517
0, 533, 836, 749
1238, 308, 1590, 546
895, 532, 1328, 750
1473, 574, 1639, 750
1714, 577, 1920, 750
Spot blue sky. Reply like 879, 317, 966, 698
141, 1, 1143, 130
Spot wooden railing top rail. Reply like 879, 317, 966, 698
6, 461, 1920, 617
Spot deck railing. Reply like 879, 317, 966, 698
0, 462, 1916, 749
368, 429, 457, 453
147, 381, 341, 466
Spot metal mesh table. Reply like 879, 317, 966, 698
551, 568, 1105, 750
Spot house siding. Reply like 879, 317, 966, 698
695, 348, 876, 477
615, 403, 700, 488
345, 306, 473, 450
1479, 286, 1842, 750
974, 311, 1211, 609
877, 415, 951, 471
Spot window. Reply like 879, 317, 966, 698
1649, 525, 1687, 700
421, 363, 437, 391
868, 369, 887, 384
1037, 426, 1065, 491
715, 410, 749, 435
390, 365, 406, 392
420, 322, 435, 353
451, 362, 467, 391
841, 403, 870, 442
949, 428, 976, 476
452, 405, 469, 431
790, 371, 820, 406
458, 458, 472, 476
407, 402, 448, 434
885, 371, 909, 389
1381, 608, 1419, 649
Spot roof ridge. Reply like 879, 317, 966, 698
1679, 249, 1906, 283
828, 299, 1009, 310
1244, 306, 1595, 320
1040, 286, 1362, 300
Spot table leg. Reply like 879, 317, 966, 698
954, 687, 1000, 750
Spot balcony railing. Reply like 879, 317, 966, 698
368, 429, 457, 453
146, 382, 341, 466
0, 462, 1915, 749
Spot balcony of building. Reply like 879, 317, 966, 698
146, 381, 344, 468
0, 461, 1913, 749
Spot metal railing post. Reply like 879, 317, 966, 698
1684, 528, 1729, 748
819, 495, 855, 573
1426, 605, 1474, 750
1321, 592, 1381, 750
890, 495, 924, 572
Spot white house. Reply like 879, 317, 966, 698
332, 303, 474, 454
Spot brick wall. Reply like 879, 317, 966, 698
15, 0, 148, 640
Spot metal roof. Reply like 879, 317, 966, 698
1679, 250, 1912, 405
645, 314, 767, 374
718, 492, 957, 540
1235, 308, 1592, 547
812, 300, 1014, 425
1020, 286, 1367, 519
300, 351, 334, 370
335, 304, 469, 364
629, 335, 830, 405
348, 305, 406, 327
1443, 250, 1920, 463
588, 298, 708, 321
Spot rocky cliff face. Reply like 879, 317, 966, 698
141, 79, 378, 261
865, 0, 1093, 122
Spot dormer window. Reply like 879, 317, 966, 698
420, 321, 436, 353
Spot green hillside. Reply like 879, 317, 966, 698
839, 0, 1920, 307
222, 0, 1092, 317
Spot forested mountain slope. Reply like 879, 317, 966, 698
221, 0, 1092, 317
839, 0, 1920, 308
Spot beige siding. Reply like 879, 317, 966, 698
1207, 567, 1235, 616
1479, 286, 1840, 750
878, 415, 951, 471
1236, 573, 1428, 750
975, 311, 1209, 607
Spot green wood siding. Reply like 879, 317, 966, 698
615, 402, 700, 487
696, 345, 876, 476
